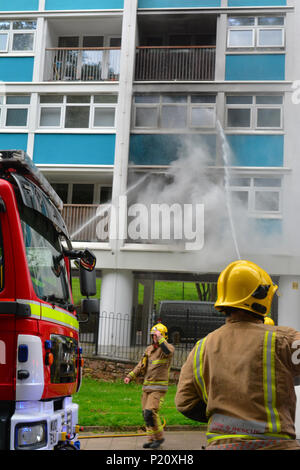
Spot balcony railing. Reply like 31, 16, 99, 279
45, 47, 121, 81
135, 46, 216, 81
62, 204, 109, 242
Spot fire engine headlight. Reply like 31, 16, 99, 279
15, 421, 47, 450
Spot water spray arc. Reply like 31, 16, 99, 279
216, 120, 241, 261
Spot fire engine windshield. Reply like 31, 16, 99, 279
20, 206, 71, 307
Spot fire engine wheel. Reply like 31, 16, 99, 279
55, 442, 78, 451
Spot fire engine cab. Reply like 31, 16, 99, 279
0, 150, 98, 450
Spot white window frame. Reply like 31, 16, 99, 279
229, 176, 282, 218
225, 94, 283, 130
0, 95, 31, 128
133, 94, 217, 131
227, 29, 255, 49
227, 16, 285, 50
0, 19, 36, 53
257, 27, 285, 48
38, 94, 117, 130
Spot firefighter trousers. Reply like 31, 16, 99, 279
141, 390, 166, 441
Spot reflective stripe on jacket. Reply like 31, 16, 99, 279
128, 338, 174, 392
175, 313, 300, 445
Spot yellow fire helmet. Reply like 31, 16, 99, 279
150, 323, 168, 340
214, 260, 278, 317
264, 316, 275, 326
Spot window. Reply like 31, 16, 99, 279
226, 95, 283, 130
39, 94, 117, 129
0, 20, 36, 52
227, 16, 284, 49
229, 176, 282, 217
133, 94, 216, 130
0, 95, 30, 127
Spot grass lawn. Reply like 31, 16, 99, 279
73, 377, 201, 430
71, 278, 201, 308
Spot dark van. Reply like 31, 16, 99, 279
158, 300, 225, 343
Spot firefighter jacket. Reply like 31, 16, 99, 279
175, 312, 300, 448
127, 338, 175, 392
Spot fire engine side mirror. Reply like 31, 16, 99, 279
79, 250, 97, 297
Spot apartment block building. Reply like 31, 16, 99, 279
0, 0, 299, 339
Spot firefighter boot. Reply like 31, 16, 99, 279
149, 438, 165, 449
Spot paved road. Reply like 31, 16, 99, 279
79, 430, 207, 451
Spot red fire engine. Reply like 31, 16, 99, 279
0, 150, 98, 450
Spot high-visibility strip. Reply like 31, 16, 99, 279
17, 299, 40, 319
263, 331, 281, 433
193, 338, 208, 404
207, 432, 291, 444
143, 385, 168, 391
143, 380, 168, 385
41, 304, 79, 331
151, 359, 168, 365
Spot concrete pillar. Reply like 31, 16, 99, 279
278, 276, 300, 438
141, 280, 155, 345
98, 270, 134, 348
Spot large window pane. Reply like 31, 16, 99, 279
230, 191, 249, 208
135, 107, 158, 127
191, 107, 215, 127
65, 106, 89, 128
51, 183, 68, 203
94, 108, 115, 127
161, 105, 187, 128
72, 184, 94, 204
12, 33, 34, 51
40, 108, 61, 127
6, 108, 28, 126
255, 191, 279, 211
257, 108, 281, 128
227, 108, 251, 127
191, 95, 216, 104
258, 29, 283, 47
228, 29, 254, 47
0, 33, 8, 51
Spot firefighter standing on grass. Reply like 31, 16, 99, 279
124, 323, 174, 449
175, 260, 300, 450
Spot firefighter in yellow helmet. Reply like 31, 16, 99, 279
175, 260, 300, 450
124, 323, 174, 449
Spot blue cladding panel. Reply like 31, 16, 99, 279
226, 135, 284, 167
138, 0, 221, 7
129, 134, 216, 165
0, 134, 28, 152
45, 0, 124, 9
33, 134, 115, 165
0, 57, 34, 82
226, 55, 285, 81
254, 218, 282, 235
0, 0, 39, 10
228, 0, 286, 6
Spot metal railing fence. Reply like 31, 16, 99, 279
45, 47, 121, 81
135, 46, 216, 81
79, 311, 200, 369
